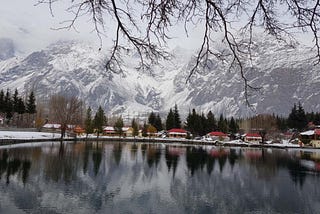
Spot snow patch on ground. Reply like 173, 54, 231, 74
0, 131, 61, 139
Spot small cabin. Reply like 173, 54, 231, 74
244, 133, 262, 144
104, 126, 133, 137
300, 129, 320, 147
167, 128, 187, 138
207, 131, 229, 141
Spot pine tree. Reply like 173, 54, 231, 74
173, 104, 181, 128
229, 117, 238, 134
0, 89, 4, 113
4, 89, 13, 121
131, 118, 139, 138
93, 106, 106, 137
12, 89, 19, 113
206, 111, 216, 132
154, 114, 163, 131
114, 116, 124, 137
166, 108, 175, 130
16, 97, 25, 115
26, 91, 36, 114
297, 102, 307, 130
85, 107, 93, 136
218, 114, 228, 133
148, 112, 156, 126
142, 122, 148, 137
288, 102, 307, 131
186, 109, 203, 137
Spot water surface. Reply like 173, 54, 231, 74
0, 142, 320, 213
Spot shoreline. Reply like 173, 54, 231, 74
0, 136, 318, 150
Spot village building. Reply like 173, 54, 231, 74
103, 126, 133, 137
167, 128, 187, 138
244, 133, 262, 144
300, 129, 320, 147
73, 125, 85, 136
207, 131, 229, 141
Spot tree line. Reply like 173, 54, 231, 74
0, 88, 36, 126
2, 89, 317, 139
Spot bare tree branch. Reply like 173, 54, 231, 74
37, 0, 320, 105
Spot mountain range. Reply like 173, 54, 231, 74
0, 36, 319, 120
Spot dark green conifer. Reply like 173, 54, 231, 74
166, 108, 175, 130
93, 106, 106, 137
26, 91, 36, 114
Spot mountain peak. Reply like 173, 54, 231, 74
0, 38, 15, 60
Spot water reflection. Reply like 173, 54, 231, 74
0, 149, 31, 185
0, 142, 320, 213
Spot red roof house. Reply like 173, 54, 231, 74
207, 131, 229, 141
167, 128, 187, 138
244, 133, 262, 143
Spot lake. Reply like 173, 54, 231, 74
0, 141, 320, 214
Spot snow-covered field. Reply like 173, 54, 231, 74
0, 131, 61, 139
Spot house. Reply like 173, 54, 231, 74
103, 126, 134, 137
167, 128, 187, 138
73, 125, 85, 136
43, 123, 61, 129
0, 116, 4, 125
207, 131, 229, 141
300, 129, 320, 147
104, 126, 117, 136
244, 133, 262, 144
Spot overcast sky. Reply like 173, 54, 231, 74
0, 0, 314, 56
0, 0, 207, 55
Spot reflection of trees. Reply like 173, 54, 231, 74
165, 147, 180, 178
83, 142, 91, 174
6, 158, 21, 184
92, 142, 103, 175
130, 143, 138, 160
228, 149, 238, 169
218, 150, 227, 173
287, 160, 307, 187
21, 160, 31, 184
0, 149, 31, 185
44, 143, 78, 183
146, 145, 161, 168
186, 147, 207, 176
141, 144, 147, 160
0, 150, 9, 180
113, 143, 123, 165
206, 155, 215, 175
245, 149, 278, 180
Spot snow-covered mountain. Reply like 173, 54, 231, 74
0, 36, 320, 119
0, 38, 15, 61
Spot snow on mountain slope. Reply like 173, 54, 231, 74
0, 36, 320, 120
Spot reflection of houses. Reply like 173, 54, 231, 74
244, 133, 262, 143
167, 128, 187, 138
300, 129, 320, 147
207, 131, 229, 141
